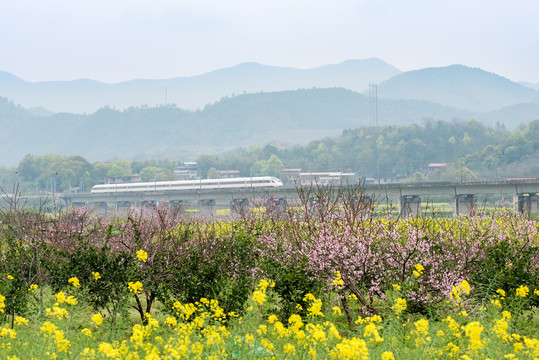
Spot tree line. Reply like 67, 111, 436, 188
2, 118, 538, 194
198, 119, 539, 181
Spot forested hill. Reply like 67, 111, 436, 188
200, 118, 539, 181
378, 65, 539, 112
2, 86, 539, 166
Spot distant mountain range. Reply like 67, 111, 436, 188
1, 60, 538, 115
0, 58, 400, 114
1, 59, 539, 166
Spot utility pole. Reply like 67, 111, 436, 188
377, 157, 380, 185
370, 83, 381, 183
369, 84, 378, 127
460, 154, 463, 183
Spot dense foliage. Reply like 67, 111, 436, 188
205, 118, 539, 181
0, 186, 538, 358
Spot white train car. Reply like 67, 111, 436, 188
91, 176, 283, 194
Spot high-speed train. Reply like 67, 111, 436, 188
91, 176, 283, 194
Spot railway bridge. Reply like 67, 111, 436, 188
61, 179, 539, 217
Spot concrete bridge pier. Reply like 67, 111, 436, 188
92, 201, 107, 215
349, 195, 375, 211
71, 202, 88, 209
115, 200, 132, 216
231, 198, 250, 216
452, 194, 477, 217
399, 195, 421, 217
198, 199, 216, 217
266, 197, 288, 218
513, 193, 539, 216
168, 200, 187, 217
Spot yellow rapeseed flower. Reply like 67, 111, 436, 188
283, 343, 296, 355
516, 285, 529, 297
0, 327, 17, 339
289, 314, 303, 326
136, 249, 148, 262
52, 329, 71, 353
464, 321, 485, 350
252, 290, 267, 305
65, 295, 78, 306
97, 342, 123, 358
92, 313, 104, 326
445, 342, 460, 358
92, 271, 101, 281
0, 294, 5, 313
68, 277, 80, 288
28, 284, 38, 292
332, 271, 344, 288
245, 333, 255, 345
460, 280, 471, 295
260, 338, 274, 352
381, 351, 396, 360
251, 279, 274, 305
329, 337, 369, 360
40, 321, 58, 336
514, 341, 524, 353
14, 316, 29, 326
443, 316, 461, 338
164, 317, 177, 327
55, 291, 66, 303
257, 324, 267, 335
413, 264, 425, 277
364, 322, 384, 343
412, 318, 430, 347
391, 297, 407, 317
325, 321, 341, 340
128, 281, 143, 294
305, 295, 324, 318
46, 306, 69, 319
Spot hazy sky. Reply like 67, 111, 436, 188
1, 0, 538, 83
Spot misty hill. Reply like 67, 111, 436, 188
520, 81, 539, 91
0, 59, 400, 114
474, 102, 539, 128
377, 65, 539, 112
4, 85, 539, 167
1, 88, 482, 166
